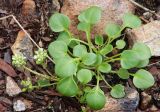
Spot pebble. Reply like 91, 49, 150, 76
127, 20, 160, 56
6, 76, 22, 97
13, 100, 26, 112
95, 87, 139, 112
140, 92, 152, 110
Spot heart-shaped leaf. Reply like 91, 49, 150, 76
133, 69, 155, 89
57, 76, 78, 96
82, 53, 97, 65
116, 40, 126, 49
55, 57, 78, 78
117, 68, 130, 79
48, 41, 68, 59
136, 59, 149, 68
49, 13, 70, 32
132, 43, 151, 60
77, 22, 90, 33
93, 54, 102, 66
78, 6, 101, 24
100, 44, 113, 55
77, 69, 92, 84
57, 32, 70, 45
121, 50, 140, 69
95, 35, 104, 46
98, 62, 111, 73
73, 45, 87, 58
105, 23, 121, 38
110, 84, 125, 98
122, 13, 141, 28
86, 87, 106, 110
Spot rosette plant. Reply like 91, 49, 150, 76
12, 6, 154, 110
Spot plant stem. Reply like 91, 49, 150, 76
106, 53, 121, 60
86, 31, 92, 52
23, 66, 50, 80
99, 73, 112, 88
70, 38, 89, 46
106, 58, 121, 63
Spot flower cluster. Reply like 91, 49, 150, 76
34, 48, 48, 65
12, 54, 26, 68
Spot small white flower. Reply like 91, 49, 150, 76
12, 54, 26, 68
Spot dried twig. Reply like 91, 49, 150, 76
0, 15, 55, 63
128, 0, 160, 18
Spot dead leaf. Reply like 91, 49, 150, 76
22, 0, 36, 16
0, 58, 17, 77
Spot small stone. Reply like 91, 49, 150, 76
127, 21, 160, 56
149, 105, 159, 112
6, 76, 22, 96
13, 100, 26, 112
140, 92, 152, 110
61, 0, 135, 40
95, 88, 139, 112
11, 30, 33, 59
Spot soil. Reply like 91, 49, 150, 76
0, 0, 160, 112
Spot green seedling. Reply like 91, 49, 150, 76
11, 6, 155, 111
48, 6, 155, 110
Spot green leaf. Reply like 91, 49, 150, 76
77, 22, 90, 32
117, 68, 130, 79
123, 13, 141, 28
49, 13, 70, 32
48, 41, 68, 59
73, 45, 87, 57
132, 43, 151, 60
82, 53, 97, 65
136, 59, 149, 68
78, 6, 101, 24
55, 57, 78, 78
98, 63, 111, 73
37, 79, 50, 87
104, 23, 121, 38
116, 40, 126, 49
95, 35, 103, 46
110, 84, 125, 98
57, 76, 78, 96
93, 54, 102, 66
57, 32, 70, 45
133, 69, 155, 89
69, 39, 79, 48
86, 87, 106, 110
100, 44, 113, 55
121, 50, 140, 69
77, 69, 92, 84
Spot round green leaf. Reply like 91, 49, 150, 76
95, 35, 104, 46
57, 76, 78, 96
100, 44, 113, 55
73, 45, 87, 57
77, 22, 90, 32
98, 63, 111, 73
123, 13, 141, 28
86, 88, 106, 110
137, 59, 149, 68
77, 69, 92, 84
49, 13, 70, 32
48, 41, 68, 59
93, 54, 102, 66
55, 57, 78, 78
117, 68, 130, 79
57, 32, 70, 45
78, 6, 101, 24
133, 69, 155, 89
110, 84, 125, 98
116, 40, 126, 49
121, 50, 140, 69
105, 23, 121, 38
132, 43, 151, 60
82, 53, 97, 65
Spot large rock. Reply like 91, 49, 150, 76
61, 0, 135, 39
95, 88, 139, 112
127, 21, 160, 56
